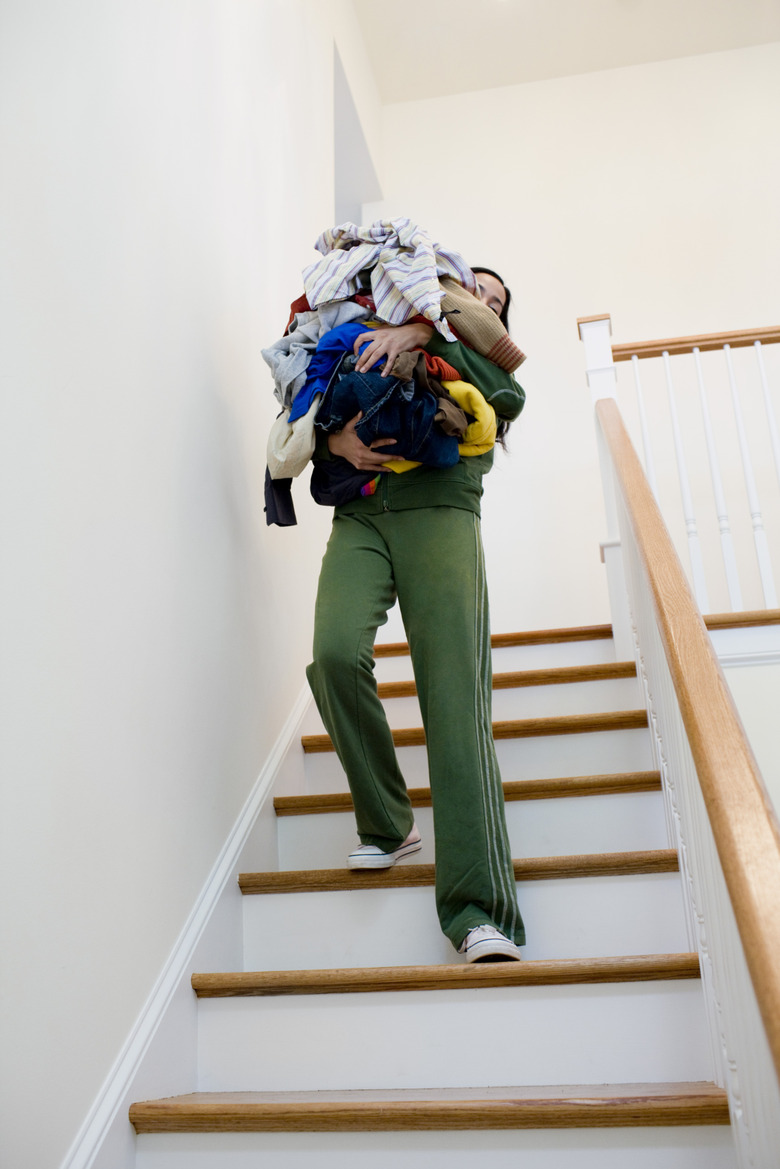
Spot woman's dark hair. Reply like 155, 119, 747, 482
471, 266, 513, 446
471, 266, 511, 330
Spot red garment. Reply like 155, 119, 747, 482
424, 353, 461, 382
284, 293, 311, 334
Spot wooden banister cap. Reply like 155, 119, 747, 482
577, 314, 612, 339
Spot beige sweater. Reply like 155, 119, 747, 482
439, 277, 526, 373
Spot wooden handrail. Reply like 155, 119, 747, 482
612, 324, 780, 362
596, 396, 780, 1082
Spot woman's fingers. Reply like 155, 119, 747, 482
352, 333, 377, 355
352, 322, 434, 376
326, 411, 404, 469
353, 334, 392, 374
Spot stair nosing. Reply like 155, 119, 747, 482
192, 952, 700, 998
130, 1082, 730, 1132
378, 661, 638, 699
302, 710, 649, 754
274, 771, 662, 817
239, 848, 679, 895
374, 624, 615, 657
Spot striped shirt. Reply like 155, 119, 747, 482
302, 218, 477, 342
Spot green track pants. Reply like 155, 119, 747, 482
306, 506, 525, 951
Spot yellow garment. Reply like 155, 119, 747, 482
449, 381, 498, 456
383, 381, 497, 473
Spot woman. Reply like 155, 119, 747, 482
306, 268, 526, 963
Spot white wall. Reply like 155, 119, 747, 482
2, 14, 778, 1166
0, 3, 381, 1167
364, 42, 780, 634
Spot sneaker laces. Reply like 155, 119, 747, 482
468, 925, 504, 942
458, 924, 505, 952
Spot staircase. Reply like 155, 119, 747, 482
130, 624, 738, 1168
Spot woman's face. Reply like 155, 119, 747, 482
475, 271, 507, 317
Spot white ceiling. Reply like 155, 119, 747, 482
353, 0, 780, 103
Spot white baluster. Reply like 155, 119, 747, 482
630, 353, 658, 496
755, 340, 780, 495
662, 350, 710, 611
692, 347, 743, 610
724, 344, 778, 607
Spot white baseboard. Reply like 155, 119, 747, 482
59, 684, 313, 1169
718, 650, 780, 668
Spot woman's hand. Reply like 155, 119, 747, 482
353, 322, 434, 376
327, 413, 403, 471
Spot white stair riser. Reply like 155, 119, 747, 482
277, 790, 669, 869
136, 1126, 737, 1169
373, 638, 618, 684
242, 872, 689, 970
197, 981, 711, 1091
303, 727, 654, 793
300, 676, 643, 735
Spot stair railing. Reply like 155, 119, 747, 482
580, 317, 780, 614
580, 317, 780, 1166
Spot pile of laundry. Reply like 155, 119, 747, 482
262, 218, 525, 526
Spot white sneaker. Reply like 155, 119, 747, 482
347, 826, 422, 870
458, 924, 523, 963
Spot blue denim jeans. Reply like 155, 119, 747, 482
315, 369, 460, 469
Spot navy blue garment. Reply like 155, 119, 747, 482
264, 467, 297, 527
315, 369, 460, 469
288, 322, 376, 422
310, 459, 377, 507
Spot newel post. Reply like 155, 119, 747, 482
578, 315, 634, 661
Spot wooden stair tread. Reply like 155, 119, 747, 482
302, 710, 649, 753
239, 848, 678, 895
130, 1081, 730, 1132
192, 952, 700, 998
274, 771, 662, 817
374, 623, 614, 657
703, 608, 780, 630
378, 661, 637, 699
372, 610, 780, 659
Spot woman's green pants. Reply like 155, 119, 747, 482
306, 506, 525, 951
